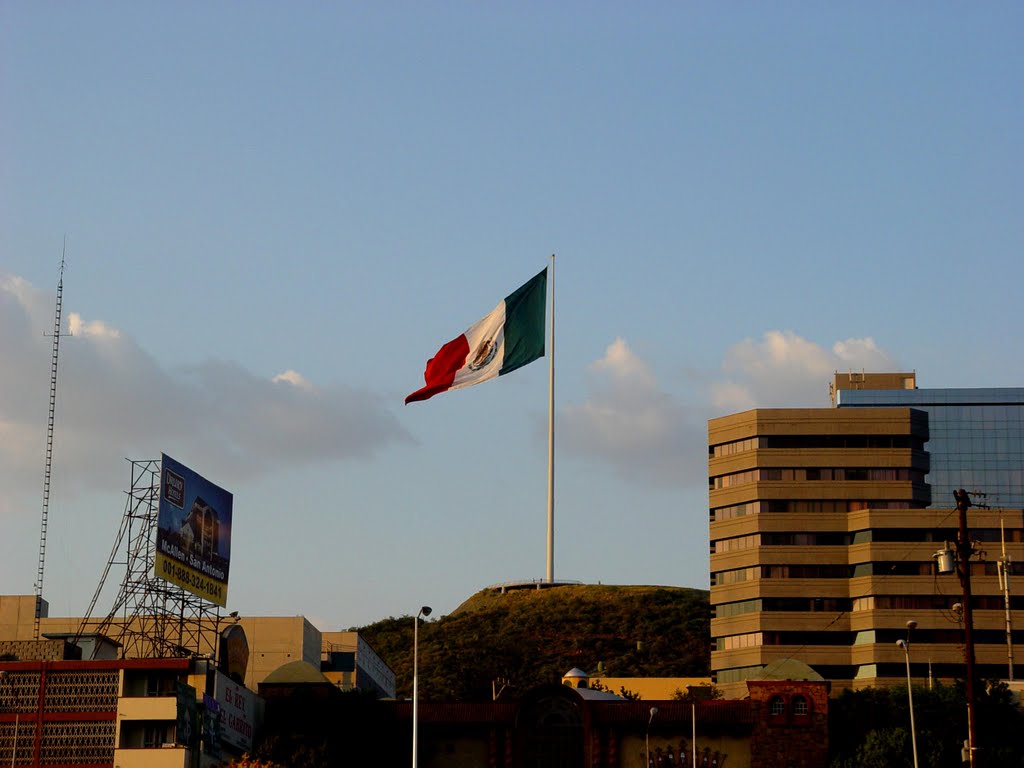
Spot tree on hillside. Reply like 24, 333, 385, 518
357, 585, 711, 702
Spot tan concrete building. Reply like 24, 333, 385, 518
0, 596, 393, 696
709, 373, 1024, 697
321, 631, 396, 698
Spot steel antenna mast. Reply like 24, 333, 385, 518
34, 246, 67, 641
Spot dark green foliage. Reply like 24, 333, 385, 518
852, 727, 911, 768
253, 689, 399, 767
356, 584, 710, 702
671, 684, 722, 701
828, 681, 1024, 768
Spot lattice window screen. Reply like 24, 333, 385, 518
0, 673, 41, 712
42, 671, 118, 712
39, 721, 116, 764
0, 721, 39, 765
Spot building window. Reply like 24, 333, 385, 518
718, 632, 763, 650
769, 696, 785, 716
792, 695, 809, 716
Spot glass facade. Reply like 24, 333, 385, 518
837, 387, 1024, 508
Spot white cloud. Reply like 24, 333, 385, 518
712, 330, 899, 411
272, 369, 313, 390
559, 338, 706, 487
832, 337, 893, 368
68, 312, 121, 340
560, 331, 902, 490
0, 274, 412, 515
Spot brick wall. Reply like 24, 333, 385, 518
0, 639, 78, 662
747, 680, 829, 768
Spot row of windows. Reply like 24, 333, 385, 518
716, 594, 1024, 618
712, 501, 760, 521
716, 628, 1024, 650
710, 434, 923, 457
713, 528, 1024, 552
719, 661, 1023, 686
712, 467, 924, 489
852, 595, 1024, 611
856, 527, 1024, 544
714, 597, 851, 617
713, 564, 854, 584
713, 532, 848, 552
713, 560, 1021, 584
852, 562, 933, 576
717, 631, 860, 650
711, 499, 919, 521
711, 437, 762, 457
718, 632, 761, 649
714, 534, 759, 553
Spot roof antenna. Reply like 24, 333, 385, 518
34, 239, 69, 641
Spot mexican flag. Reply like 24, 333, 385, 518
406, 268, 547, 404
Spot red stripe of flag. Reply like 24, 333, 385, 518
404, 335, 472, 404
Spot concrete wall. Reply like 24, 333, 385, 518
0, 596, 46, 642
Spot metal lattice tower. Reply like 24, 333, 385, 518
34, 252, 66, 641
79, 459, 222, 660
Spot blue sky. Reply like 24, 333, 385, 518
2, 4, 1022, 630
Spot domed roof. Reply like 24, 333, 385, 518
263, 660, 331, 685
563, 667, 588, 679
753, 659, 824, 682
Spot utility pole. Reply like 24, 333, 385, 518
952, 488, 980, 768
997, 518, 1014, 681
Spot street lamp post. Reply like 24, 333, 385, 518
0, 671, 17, 768
412, 606, 432, 768
684, 685, 697, 768
896, 619, 919, 768
646, 706, 658, 767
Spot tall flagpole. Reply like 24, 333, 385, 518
546, 254, 555, 583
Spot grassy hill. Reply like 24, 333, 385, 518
355, 583, 710, 702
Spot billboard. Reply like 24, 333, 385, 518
213, 671, 257, 752
155, 453, 233, 606
219, 623, 250, 684
176, 681, 199, 749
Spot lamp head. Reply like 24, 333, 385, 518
952, 602, 963, 617
419, 606, 432, 618
906, 620, 917, 631
650, 706, 659, 717
896, 639, 907, 649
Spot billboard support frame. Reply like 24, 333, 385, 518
78, 459, 224, 660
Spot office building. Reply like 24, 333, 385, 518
709, 373, 1024, 697
834, 372, 1024, 508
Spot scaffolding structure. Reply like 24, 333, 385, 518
79, 459, 223, 660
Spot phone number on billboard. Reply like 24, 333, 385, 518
161, 560, 224, 601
